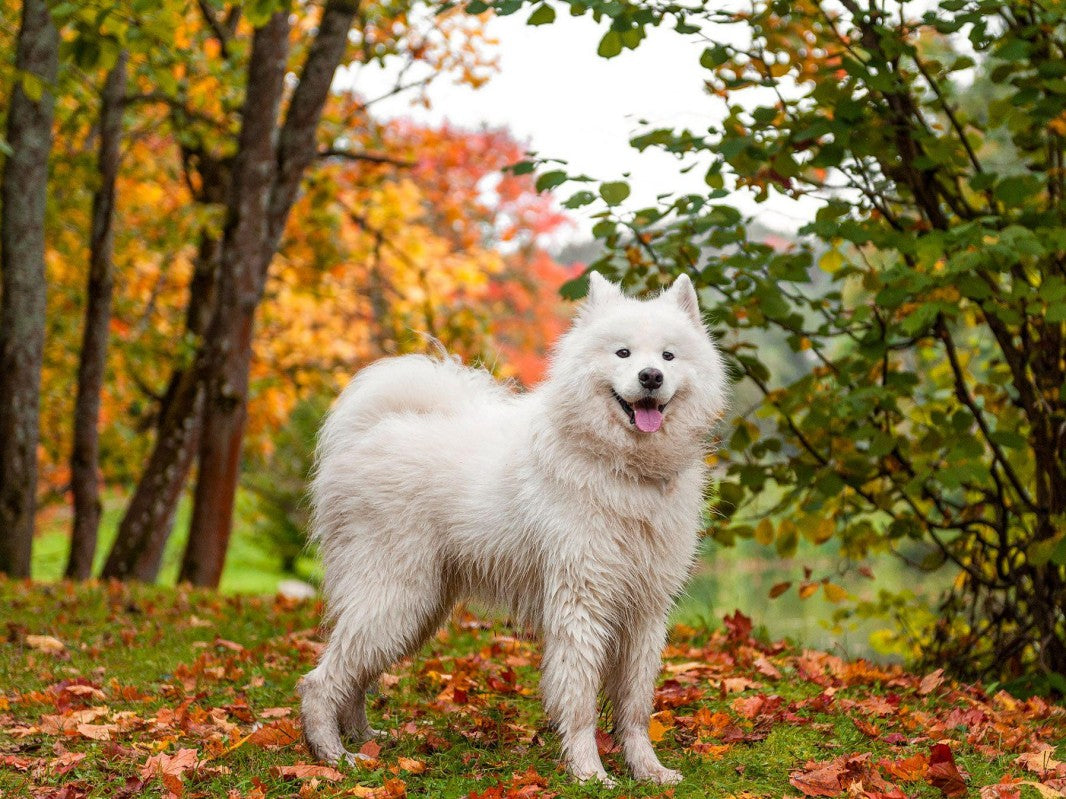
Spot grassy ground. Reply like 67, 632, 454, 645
2, 580, 1063, 799
31, 490, 950, 662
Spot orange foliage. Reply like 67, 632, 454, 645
34, 0, 571, 489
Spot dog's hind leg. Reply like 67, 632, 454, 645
338, 683, 380, 742
301, 576, 450, 764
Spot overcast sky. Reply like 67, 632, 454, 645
352, 10, 817, 242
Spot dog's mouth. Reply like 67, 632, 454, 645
613, 390, 667, 433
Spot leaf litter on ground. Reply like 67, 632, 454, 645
1, 579, 1064, 798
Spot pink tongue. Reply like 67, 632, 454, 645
634, 406, 663, 433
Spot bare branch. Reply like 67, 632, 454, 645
317, 147, 414, 167
936, 316, 1039, 512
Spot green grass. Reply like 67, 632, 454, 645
32, 490, 318, 594
1, 580, 1063, 799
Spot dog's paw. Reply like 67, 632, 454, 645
633, 765, 682, 785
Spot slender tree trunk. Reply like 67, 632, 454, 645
0, 0, 58, 578
180, 0, 360, 587
66, 53, 127, 579
126, 231, 222, 581
179, 9, 293, 587
99, 233, 221, 581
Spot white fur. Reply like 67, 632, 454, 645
300, 274, 727, 785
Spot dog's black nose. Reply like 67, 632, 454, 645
638, 368, 663, 390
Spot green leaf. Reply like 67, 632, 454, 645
535, 170, 567, 191
700, 45, 730, 69
995, 175, 1041, 206
599, 181, 630, 205
464, 0, 489, 12
597, 30, 622, 58
989, 430, 1026, 449
527, 4, 555, 25
560, 273, 590, 300
562, 190, 596, 209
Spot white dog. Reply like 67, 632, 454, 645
300, 273, 726, 785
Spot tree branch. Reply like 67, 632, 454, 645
936, 316, 1039, 511
317, 147, 414, 167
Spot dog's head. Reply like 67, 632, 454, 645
544, 272, 727, 471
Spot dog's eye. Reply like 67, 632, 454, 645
663, 351, 675, 361
615, 348, 630, 358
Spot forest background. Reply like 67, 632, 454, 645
1, 0, 1065, 697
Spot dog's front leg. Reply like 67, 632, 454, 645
540, 610, 614, 786
606, 613, 682, 785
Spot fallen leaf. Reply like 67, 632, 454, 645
359, 739, 382, 759
790, 761, 846, 796
247, 719, 301, 748
691, 742, 731, 758
26, 635, 65, 654
648, 716, 668, 743
77, 723, 118, 741
140, 748, 201, 798
881, 753, 929, 782
270, 764, 344, 781
754, 656, 783, 679
919, 669, 945, 696
981, 777, 1022, 799
853, 717, 881, 738
259, 707, 291, 719
1016, 744, 1065, 777
928, 743, 968, 798
595, 728, 619, 755
397, 756, 426, 773
1016, 781, 1066, 799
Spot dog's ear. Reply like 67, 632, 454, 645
666, 274, 702, 326
586, 271, 623, 307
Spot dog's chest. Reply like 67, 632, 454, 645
587, 486, 699, 609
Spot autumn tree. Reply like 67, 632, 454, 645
501, 0, 1066, 686
0, 0, 58, 578
92, 0, 487, 585
66, 52, 127, 579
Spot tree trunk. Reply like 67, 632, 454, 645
99, 230, 223, 581
99, 364, 206, 580
66, 53, 127, 580
179, 9, 293, 587
180, 0, 360, 587
0, 0, 58, 578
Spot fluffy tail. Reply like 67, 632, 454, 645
308, 354, 507, 547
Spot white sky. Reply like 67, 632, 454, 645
351, 10, 818, 242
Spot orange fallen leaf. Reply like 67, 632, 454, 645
648, 716, 668, 743
247, 719, 301, 748
77, 723, 118, 741
397, 756, 426, 773
919, 669, 945, 696
691, 742, 731, 758
881, 753, 929, 782
359, 739, 382, 759
270, 764, 344, 781
1016, 744, 1065, 776
259, 707, 291, 719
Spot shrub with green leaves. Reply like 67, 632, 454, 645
498, 0, 1066, 689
